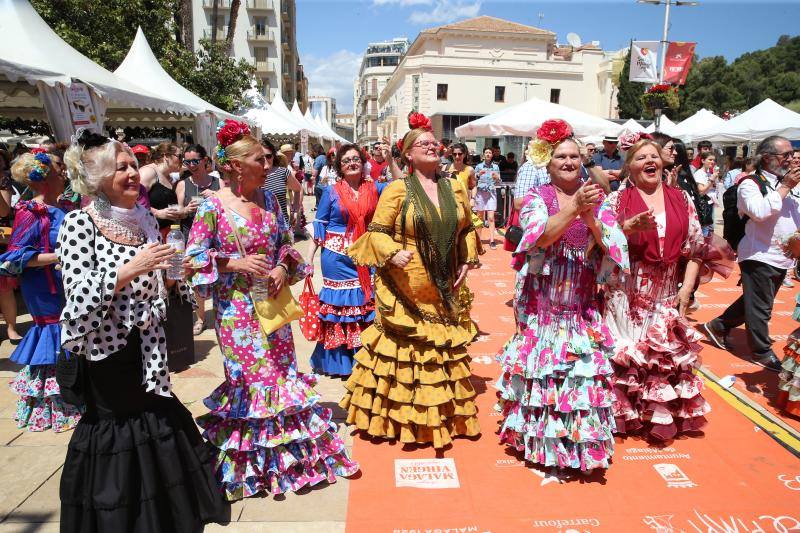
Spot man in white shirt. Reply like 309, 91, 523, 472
704, 136, 800, 371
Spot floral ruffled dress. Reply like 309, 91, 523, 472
496, 185, 626, 471
0, 201, 81, 432
778, 293, 800, 416
598, 188, 711, 441
186, 192, 358, 500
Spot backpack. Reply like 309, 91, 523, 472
722, 173, 769, 251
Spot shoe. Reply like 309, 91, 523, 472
688, 300, 701, 313
703, 320, 731, 350
783, 278, 794, 288
751, 354, 782, 372
192, 318, 205, 336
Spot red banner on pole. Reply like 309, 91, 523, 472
663, 42, 696, 85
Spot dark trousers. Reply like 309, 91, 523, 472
716, 259, 786, 359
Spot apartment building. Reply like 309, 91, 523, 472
353, 38, 409, 146
334, 113, 354, 142
191, 0, 308, 108
308, 96, 337, 125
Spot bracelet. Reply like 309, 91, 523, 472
276, 263, 289, 274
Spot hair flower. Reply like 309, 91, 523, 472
408, 112, 432, 131
27, 152, 51, 182
619, 131, 652, 152
527, 119, 574, 167
215, 119, 251, 170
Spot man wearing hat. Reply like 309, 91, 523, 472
590, 135, 625, 191
131, 144, 151, 167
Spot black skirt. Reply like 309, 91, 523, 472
60, 329, 228, 533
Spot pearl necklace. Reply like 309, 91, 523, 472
89, 196, 146, 243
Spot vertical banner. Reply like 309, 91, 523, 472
300, 130, 309, 155
663, 42, 696, 85
629, 41, 659, 83
66, 82, 99, 132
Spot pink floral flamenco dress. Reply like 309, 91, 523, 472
186, 191, 358, 501
496, 185, 627, 472
598, 185, 710, 441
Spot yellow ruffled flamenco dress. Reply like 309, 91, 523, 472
340, 178, 482, 449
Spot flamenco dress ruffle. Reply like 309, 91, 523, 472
196, 360, 359, 500
777, 295, 800, 417
60, 331, 227, 533
310, 282, 374, 377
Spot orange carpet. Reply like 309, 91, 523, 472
345, 248, 800, 533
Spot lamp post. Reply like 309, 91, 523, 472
637, 0, 699, 83
512, 81, 540, 102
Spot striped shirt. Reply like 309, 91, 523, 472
262, 166, 289, 219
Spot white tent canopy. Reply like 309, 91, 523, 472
305, 109, 334, 142
290, 100, 324, 138
270, 95, 311, 134
454, 96, 622, 139
239, 87, 303, 136
114, 27, 242, 151
644, 114, 676, 134
671, 109, 725, 143
0, 0, 198, 141
319, 115, 347, 143
620, 118, 646, 133
691, 99, 800, 143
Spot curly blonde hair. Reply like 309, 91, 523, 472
63, 140, 135, 197
10, 152, 50, 188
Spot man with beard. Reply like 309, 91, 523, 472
704, 136, 800, 371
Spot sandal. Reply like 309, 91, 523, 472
192, 318, 205, 336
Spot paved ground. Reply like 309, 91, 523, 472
0, 195, 351, 533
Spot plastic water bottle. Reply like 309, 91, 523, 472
166, 225, 185, 280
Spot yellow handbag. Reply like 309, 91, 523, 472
224, 205, 303, 336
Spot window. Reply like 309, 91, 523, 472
412, 75, 420, 110
254, 47, 268, 62
437, 83, 448, 101
494, 86, 505, 103
550, 88, 561, 104
254, 17, 266, 34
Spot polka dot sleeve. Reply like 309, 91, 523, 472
56, 210, 118, 355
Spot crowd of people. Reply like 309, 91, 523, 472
0, 109, 798, 531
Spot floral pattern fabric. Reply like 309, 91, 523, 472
598, 189, 710, 441
496, 186, 625, 471
186, 192, 358, 501
778, 294, 800, 416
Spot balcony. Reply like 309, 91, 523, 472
247, 0, 275, 11
203, 0, 232, 8
253, 58, 278, 74
202, 27, 228, 40
281, 1, 290, 21
247, 28, 274, 42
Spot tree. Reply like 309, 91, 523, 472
29, 0, 254, 112
226, 0, 242, 55
616, 51, 645, 119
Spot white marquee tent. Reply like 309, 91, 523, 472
0, 0, 200, 142
645, 114, 677, 134
290, 100, 324, 138
270, 95, 312, 135
239, 87, 304, 136
620, 118, 646, 133
454, 96, 622, 139
114, 27, 243, 151
670, 109, 725, 143
690, 99, 800, 143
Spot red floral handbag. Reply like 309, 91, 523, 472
298, 277, 321, 341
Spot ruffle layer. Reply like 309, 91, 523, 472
610, 310, 710, 441
778, 331, 800, 416
318, 302, 375, 324
61, 402, 227, 532
198, 375, 358, 501
9, 323, 60, 366
319, 286, 371, 308
11, 365, 81, 432
340, 325, 480, 449
320, 319, 366, 350
311, 344, 357, 377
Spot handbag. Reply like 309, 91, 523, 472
56, 350, 84, 407
504, 208, 523, 248
223, 204, 303, 336
165, 285, 196, 370
298, 277, 321, 341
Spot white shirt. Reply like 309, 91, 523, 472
737, 170, 800, 269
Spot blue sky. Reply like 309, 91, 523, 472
296, 0, 800, 113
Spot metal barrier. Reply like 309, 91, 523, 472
473, 185, 514, 228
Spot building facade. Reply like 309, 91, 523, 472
354, 38, 410, 146
308, 96, 337, 125
191, 0, 308, 108
334, 113, 354, 142
378, 16, 617, 152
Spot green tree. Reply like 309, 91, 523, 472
29, 0, 254, 112
616, 51, 645, 119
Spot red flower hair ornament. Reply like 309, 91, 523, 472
527, 119, 574, 167
408, 112, 432, 131
215, 119, 251, 171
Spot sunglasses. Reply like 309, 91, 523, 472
184, 158, 203, 166
452, 152, 465, 157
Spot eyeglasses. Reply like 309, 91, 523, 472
184, 158, 203, 166
452, 152, 464, 157
769, 151, 794, 159
412, 140, 440, 150
665, 146, 677, 153
341, 156, 361, 165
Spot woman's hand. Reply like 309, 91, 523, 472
156, 207, 182, 221
676, 286, 692, 317
184, 199, 201, 215
573, 183, 603, 214
453, 263, 469, 289
390, 250, 413, 268
623, 208, 656, 235
129, 243, 175, 275
229, 255, 270, 277
665, 164, 682, 187
267, 264, 288, 297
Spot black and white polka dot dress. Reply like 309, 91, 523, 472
57, 209, 171, 396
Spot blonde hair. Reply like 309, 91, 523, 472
64, 140, 135, 197
151, 142, 181, 163
213, 135, 262, 176
10, 152, 49, 188
400, 128, 432, 166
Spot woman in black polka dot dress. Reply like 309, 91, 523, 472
56, 131, 227, 532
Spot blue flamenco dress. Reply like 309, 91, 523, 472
310, 183, 385, 376
0, 201, 81, 432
